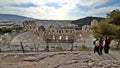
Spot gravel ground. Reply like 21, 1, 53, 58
0, 51, 120, 68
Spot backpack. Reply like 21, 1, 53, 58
93, 40, 96, 45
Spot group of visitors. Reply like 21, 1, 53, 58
93, 36, 111, 55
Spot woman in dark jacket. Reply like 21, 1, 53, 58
103, 36, 111, 54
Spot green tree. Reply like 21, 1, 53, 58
39, 26, 45, 31
107, 9, 120, 25
92, 9, 120, 49
0, 26, 23, 34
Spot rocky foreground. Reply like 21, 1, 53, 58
0, 51, 120, 68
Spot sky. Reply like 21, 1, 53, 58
0, 0, 120, 20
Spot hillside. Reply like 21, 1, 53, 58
70, 17, 105, 27
0, 14, 35, 20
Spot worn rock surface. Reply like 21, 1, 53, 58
0, 51, 120, 68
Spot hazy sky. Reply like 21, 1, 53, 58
0, 0, 120, 20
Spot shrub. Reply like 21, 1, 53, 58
44, 45, 49, 52
55, 46, 66, 51
78, 45, 91, 51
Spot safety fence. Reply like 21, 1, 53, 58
0, 39, 119, 53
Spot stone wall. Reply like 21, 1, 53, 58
44, 27, 76, 42
23, 20, 42, 37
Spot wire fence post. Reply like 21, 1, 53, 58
46, 42, 49, 52
71, 42, 74, 51
20, 41, 25, 53
0, 48, 1, 52
8, 44, 11, 52
33, 42, 37, 52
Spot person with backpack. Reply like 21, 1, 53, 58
103, 36, 111, 54
93, 38, 99, 53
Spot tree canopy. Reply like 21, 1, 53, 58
0, 26, 23, 34
92, 9, 120, 39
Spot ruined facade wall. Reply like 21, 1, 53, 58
44, 28, 77, 41
23, 20, 42, 37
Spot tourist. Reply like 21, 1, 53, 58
98, 37, 103, 55
103, 36, 111, 54
93, 38, 99, 53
